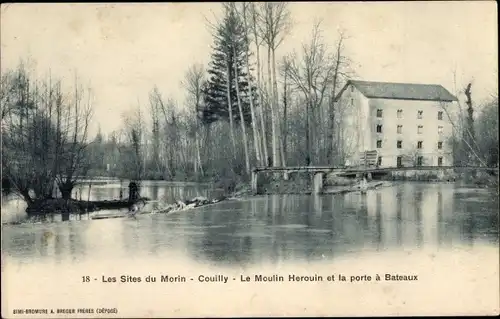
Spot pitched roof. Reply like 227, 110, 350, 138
335, 80, 458, 102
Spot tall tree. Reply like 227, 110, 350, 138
249, 2, 269, 166
149, 89, 161, 175
326, 31, 350, 165
463, 83, 479, 164
236, 2, 263, 167
202, 3, 258, 169
182, 63, 206, 176
260, 2, 291, 167
279, 56, 293, 163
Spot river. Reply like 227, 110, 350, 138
1, 181, 499, 317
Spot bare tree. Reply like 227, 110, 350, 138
121, 107, 145, 182
259, 2, 292, 167
236, 2, 263, 167
439, 78, 488, 167
149, 88, 162, 176
56, 76, 93, 199
286, 20, 336, 165
222, 3, 251, 174
279, 55, 294, 163
327, 31, 351, 165
249, 2, 269, 165
181, 63, 206, 176
2, 63, 93, 206
149, 87, 174, 178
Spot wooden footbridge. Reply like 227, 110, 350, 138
251, 164, 499, 195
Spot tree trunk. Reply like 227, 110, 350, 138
282, 76, 288, 162
242, 5, 262, 168
271, 48, 285, 168
59, 186, 73, 200
195, 124, 204, 176
305, 98, 311, 166
193, 129, 199, 175
20, 189, 33, 206
252, 9, 269, 167
233, 46, 251, 175
267, 46, 279, 167
203, 123, 212, 169
328, 53, 341, 164
310, 96, 316, 165
464, 83, 477, 165
225, 60, 237, 159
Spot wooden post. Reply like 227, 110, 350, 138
313, 172, 324, 194
251, 170, 258, 195
437, 169, 445, 180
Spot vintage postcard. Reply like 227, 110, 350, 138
1, 1, 498, 317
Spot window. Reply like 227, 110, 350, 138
418, 125, 423, 134
351, 98, 354, 105
417, 141, 423, 149
438, 126, 443, 134
376, 124, 383, 133
376, 140, 382, 148
377, 156, 382, 166
397, 156, 403, 167
438, 141, 443, 149
397, 125, 402, 134
397, 140, 402, 149
438, 157, 443, 166
438, 111, 443, 120
417, 110, 423, 119
397, 109, 403, 119
376, 109, 383, 118
417, 156, 423, 166
350, 85, 354, 92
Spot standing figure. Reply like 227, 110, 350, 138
128, 181, 140, 202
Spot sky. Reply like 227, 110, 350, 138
1, 2, 498, 137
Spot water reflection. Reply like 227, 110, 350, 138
2, 183, 498, 268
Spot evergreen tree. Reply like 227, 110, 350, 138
201, 5, 258, 126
